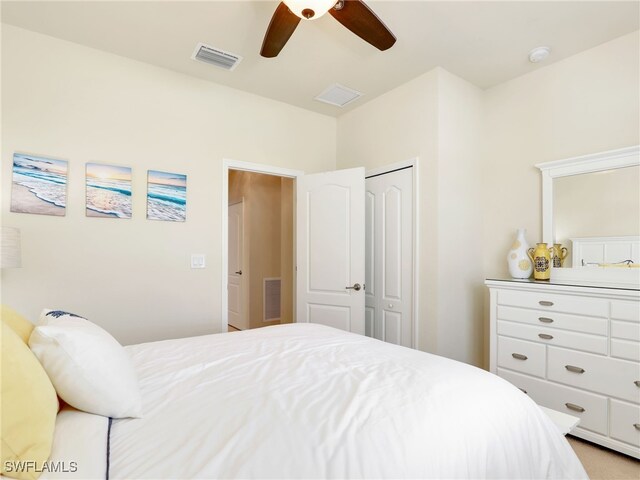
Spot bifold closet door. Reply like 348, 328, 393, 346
365, 168, 413, 347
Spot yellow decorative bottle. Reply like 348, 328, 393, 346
527, 243, 552, 280
551, 244, 568, 268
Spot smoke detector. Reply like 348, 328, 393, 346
528, 46, 551, 63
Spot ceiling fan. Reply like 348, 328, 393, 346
260, 0, 396, 58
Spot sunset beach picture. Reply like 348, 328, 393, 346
147, 170, 187, 222
86, 163, 132, 218
11, 153, 68, 216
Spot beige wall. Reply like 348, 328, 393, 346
481, 30, 640, 366
2, 23, 637, 366
337, 68, 486, 366
1, 25, 334, 344
280, 177, 294, 325
337, 31, 639, 368
228, 170, 293, 329
337, 69, 440, 354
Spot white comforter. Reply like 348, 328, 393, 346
46, 323, 587, 479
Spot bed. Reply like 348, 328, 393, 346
38, 323, 587, 479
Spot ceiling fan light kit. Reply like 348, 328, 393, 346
260, 0, 396, 58
283, 0, 338, 20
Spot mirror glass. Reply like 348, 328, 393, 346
553, 165, 640, 267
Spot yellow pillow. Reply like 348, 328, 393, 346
1, 322, 59, 480
1, 305, 34, 344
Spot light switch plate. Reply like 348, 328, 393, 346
191, 254, 206, 269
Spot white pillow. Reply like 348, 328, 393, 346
29, 309, 142, 419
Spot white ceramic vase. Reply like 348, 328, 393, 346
507, 228, 533, 279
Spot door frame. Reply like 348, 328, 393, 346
221, 159, 304, 333
365, 157, 420, 349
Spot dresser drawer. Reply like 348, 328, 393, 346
611, 339, 640, 362
499, 368, 608, 434
612, 321, 640, 341
498, 368, 547, 398
612, 301, 640, 322
547, 347, 640, 403
534, 382, 608, 435
497, 336, 546, 378
497, 290, 608, 317
610, 399, 640, 448
497, 305, 607, 335
497, 320, 607, 355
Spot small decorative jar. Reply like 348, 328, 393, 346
507, 228, 533, 279
551, 244, 568, 268
527, 243, 552, 280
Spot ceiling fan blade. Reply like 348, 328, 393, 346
329, 0, 396, 51
260, 2, 301, 58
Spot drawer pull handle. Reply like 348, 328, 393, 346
538, 317, 554, 323
635, 380, 640, 388
634, 424, 640, 431
539, 301, 554, 307
512, 353, 528, 360
518, 388, 528, 394
565, 365, 585, 374
538, 333, 554, 340
565, 403, 585, 413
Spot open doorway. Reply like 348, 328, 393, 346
226, 168, 295, 331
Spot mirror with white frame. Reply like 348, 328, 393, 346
536, 145, 640, 286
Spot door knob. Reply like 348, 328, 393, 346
346, 283, 362, 291
235, 270, 242, 275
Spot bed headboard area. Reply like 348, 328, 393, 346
571, 236, 640, 267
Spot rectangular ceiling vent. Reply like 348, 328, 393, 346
314, 83, 363, 107
191, 43, 242, 71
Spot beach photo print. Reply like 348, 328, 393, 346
11, 152, 68, 216
147, 170, 187, 222
86, 163, 132, 218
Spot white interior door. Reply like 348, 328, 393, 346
228, 201, 247, 330
365, 167, 413, 347
296, 167, 365, 334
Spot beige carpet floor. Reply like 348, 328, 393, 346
568, 436, 639, 479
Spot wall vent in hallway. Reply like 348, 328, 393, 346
263, 278, 281, 322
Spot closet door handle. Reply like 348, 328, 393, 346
538, 317, 554, 323
565, 403, 585, 413
235, 270, 242, 275
634, 380, 640, 388
512, 353, 528, 360
539, 301, 554, 307
346, 283, 362, 291
538, 333, 553, 340
634, 424, 640, 431
565, 365, 585, 374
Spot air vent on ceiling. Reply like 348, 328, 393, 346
191, 43, 242, 71
314, 83, 363, 107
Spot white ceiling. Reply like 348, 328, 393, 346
2, 1, 638, 117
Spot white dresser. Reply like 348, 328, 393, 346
486, 278, 640, 458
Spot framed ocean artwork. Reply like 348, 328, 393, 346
11, 152, 68, 216
86, 163, 132, 218
146, 170, 187, 222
